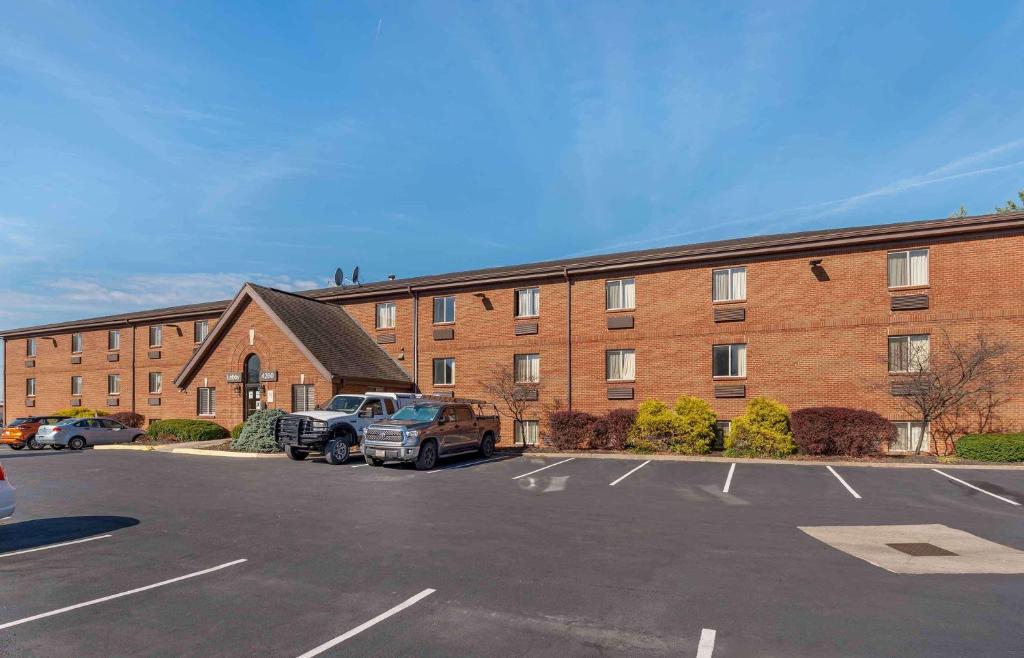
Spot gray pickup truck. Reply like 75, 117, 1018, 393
361, 399, 500, 470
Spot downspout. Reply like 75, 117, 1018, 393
2, 338, 7, 420
563, 267, 572, 411
130, 322, 136, 414
409, 286, 418, 391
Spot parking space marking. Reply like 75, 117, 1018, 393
426, 456, 509, 473
932, 469, 1020, 506
696, 628, 716, 657
826, 465, 862, 499
296, 588, 435, 658
0, 558, 247, 631
512, 458, 575, 480
609, 460, 651, 486
722, 463, 736, 493
0, 533, 112, 559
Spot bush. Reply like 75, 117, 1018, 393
544, 410, 598, 451
52, 407, 111, 418
671, 396, 717, 454
591, 409, 636, 451
791, 407, 894, 457
230, 422, 245, 440
108, 412, 145, 428
627, 398, 714, 455
231, 409, 285, 453
725, 397, 795, 458
955, 433, 1024, 462
148, 419, 229, 442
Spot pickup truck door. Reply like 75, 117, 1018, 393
436, 406, 461, 454
453, 405, 477, 451
355, 399, 387, 438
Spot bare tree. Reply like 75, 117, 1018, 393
478, 365, 538, 446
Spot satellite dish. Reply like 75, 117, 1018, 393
352, 266, 361, 286
334, 268, 344, 287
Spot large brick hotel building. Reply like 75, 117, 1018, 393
4, 211, 1023, 453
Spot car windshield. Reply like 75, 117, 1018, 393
390, 404, 441, 422
322, 395, 364, 413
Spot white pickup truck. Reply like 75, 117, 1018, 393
274, 392, 417, 465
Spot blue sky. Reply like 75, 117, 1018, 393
2, 1, 1024, 395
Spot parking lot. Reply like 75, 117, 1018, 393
1, 449, 1022, 657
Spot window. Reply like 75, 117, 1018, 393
194, 320, 209, 343
887, 249, 929, 288
606, 349, 636, 381
888, 335, 930, 373
712, 267, 747, 302
292, 384, 316, 412
375, 302, 396, 330
605, 278, 636, 311
71, 333, 83, 353
149, 325, 162, 347
714, 421, 731, 449
514, 353, 540, 383
108, 330, 120, 350
26, 378, 36, 397
197, 387, 216, 416
149, 372, 162, 395
71, 375, 83, 396
383, 399, 396, 415
515, 288, 540, 317
454, 406, 473, 423
26, 338, 36, 357
362, 399, 384, 417
433, 357, 455, 385
107, 374, 120, 396
892, 421, 929, 452
433, 296, 455, 324
713, 344, 747, 378
515, 420, 540, 447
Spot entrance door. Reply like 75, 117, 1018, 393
244, 354, 262, 419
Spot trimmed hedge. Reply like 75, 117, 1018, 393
230, 422, 245, 440
231, 409, 285, 453
591, 409, 636, 451
148, 419, 229, 442
52, 407, 111, 418
955, 433, 1024, 462
544, 411, 599, 450
725, 397, 795, 458
108, 412, 145, 429
627, 397, 715, 455
791, 407, 894, 457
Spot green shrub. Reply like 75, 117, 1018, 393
670, 396, 717, 454
626, 398, 714, 455
52, 407, 111, 418
230, 422, 245, 440
955, 433, 1024, 462
627, 437, 659, 454
148, 419, 229, 442
725, 397, 795, 458
231, 409, 285, 453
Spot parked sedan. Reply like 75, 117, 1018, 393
36, 418, 146, 451
0, 461, 14, 520
2, 416, 71, 450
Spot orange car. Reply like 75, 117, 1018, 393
1, 416, 71, 451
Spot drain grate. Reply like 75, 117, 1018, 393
886, 542, 958, 557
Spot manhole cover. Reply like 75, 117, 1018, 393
886, 542, 958, 557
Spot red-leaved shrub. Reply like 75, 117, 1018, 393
544, 410, 598, 451
591, 408, 637, 450
108, 412, 145, 428
791, 407, 895, 456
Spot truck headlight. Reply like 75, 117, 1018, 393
404, 430, 419, 443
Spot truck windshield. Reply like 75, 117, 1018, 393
323, 396, 364, 413
390, 405, 441, 422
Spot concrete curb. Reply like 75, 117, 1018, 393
170, 448, 284, 459
511, 450, 1024, 470
94, 438, 229, 453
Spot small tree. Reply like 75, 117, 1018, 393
995, 189, 1024, 214
479, 365, 538, 446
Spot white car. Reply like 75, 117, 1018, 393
0, 461, 14, 521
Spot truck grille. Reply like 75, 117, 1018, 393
364, 428, 403, 443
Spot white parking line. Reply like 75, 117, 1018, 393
722, 463, 736, 493
932, 469, 1020, 506
0, 534, 112, 559
297, 588, 436, 658
426, 456, 508, 473
0, 559, 246, 631
826, 465, 861, 499
609, 460, 651, 487
696, 628, 716, 657
512, 458, 575, 480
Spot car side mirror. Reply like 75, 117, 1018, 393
437, 418, 446, 425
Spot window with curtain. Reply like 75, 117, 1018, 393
515, 420, 539, 447
605, 279, 636, 310
26, 338, 36, 357
107, 374, 120, 395
888, 335, 930, 372
514, 353, 540, 383
375, 302, 396, 329
891, 421, 929, 452
71, 333, 83, 353
194, 320, 209, 343
433, 357, 455, 385
712, 344, 747, 377
108, 330, 120, 350
712, 267, 747, 302
197, 387, 216, 416
605, 349, 636, 381
887, 249, 929, 287
149, 325, 162, 347
515, 288, 540, 317
26, 378, 36, 396
149, 372, 162, 394
292, 384, 316, 412
71, 375, 83, 396
433, 296, 456, 323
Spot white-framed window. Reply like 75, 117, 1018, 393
891, 421, 929, 452
433, 357, 455, 386
888, 335, 930, 373
149, 372, 162, 395
514, 420, 540, 447
713, 344, 747, 378
26, 377, 36, 397
71, 333, 83, 353
197, 387, 216, 416
194, 320, 210, 343
107, 374, 120, 396
292, 384, 316, 412
514, 288, 540, 318
149, 325, 162, 347
26, 338, 36, 357
605, 278, 636, 311
71, 375, 83, 396
887, 249, 929, 288
712, 267, 747, 302
514, 353, 540, 383
433, 296, 456, 324
605, 349, 636, 381
108, 329, 120, 350
375, 302, 396, 330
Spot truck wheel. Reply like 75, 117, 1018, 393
364, 455, 384, 467
285, 445, 308, 461
414, 440, 438, 471
479, 433, 496, 458
324, 437, 351, 465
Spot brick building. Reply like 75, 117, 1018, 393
3, 212, 1023, 453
